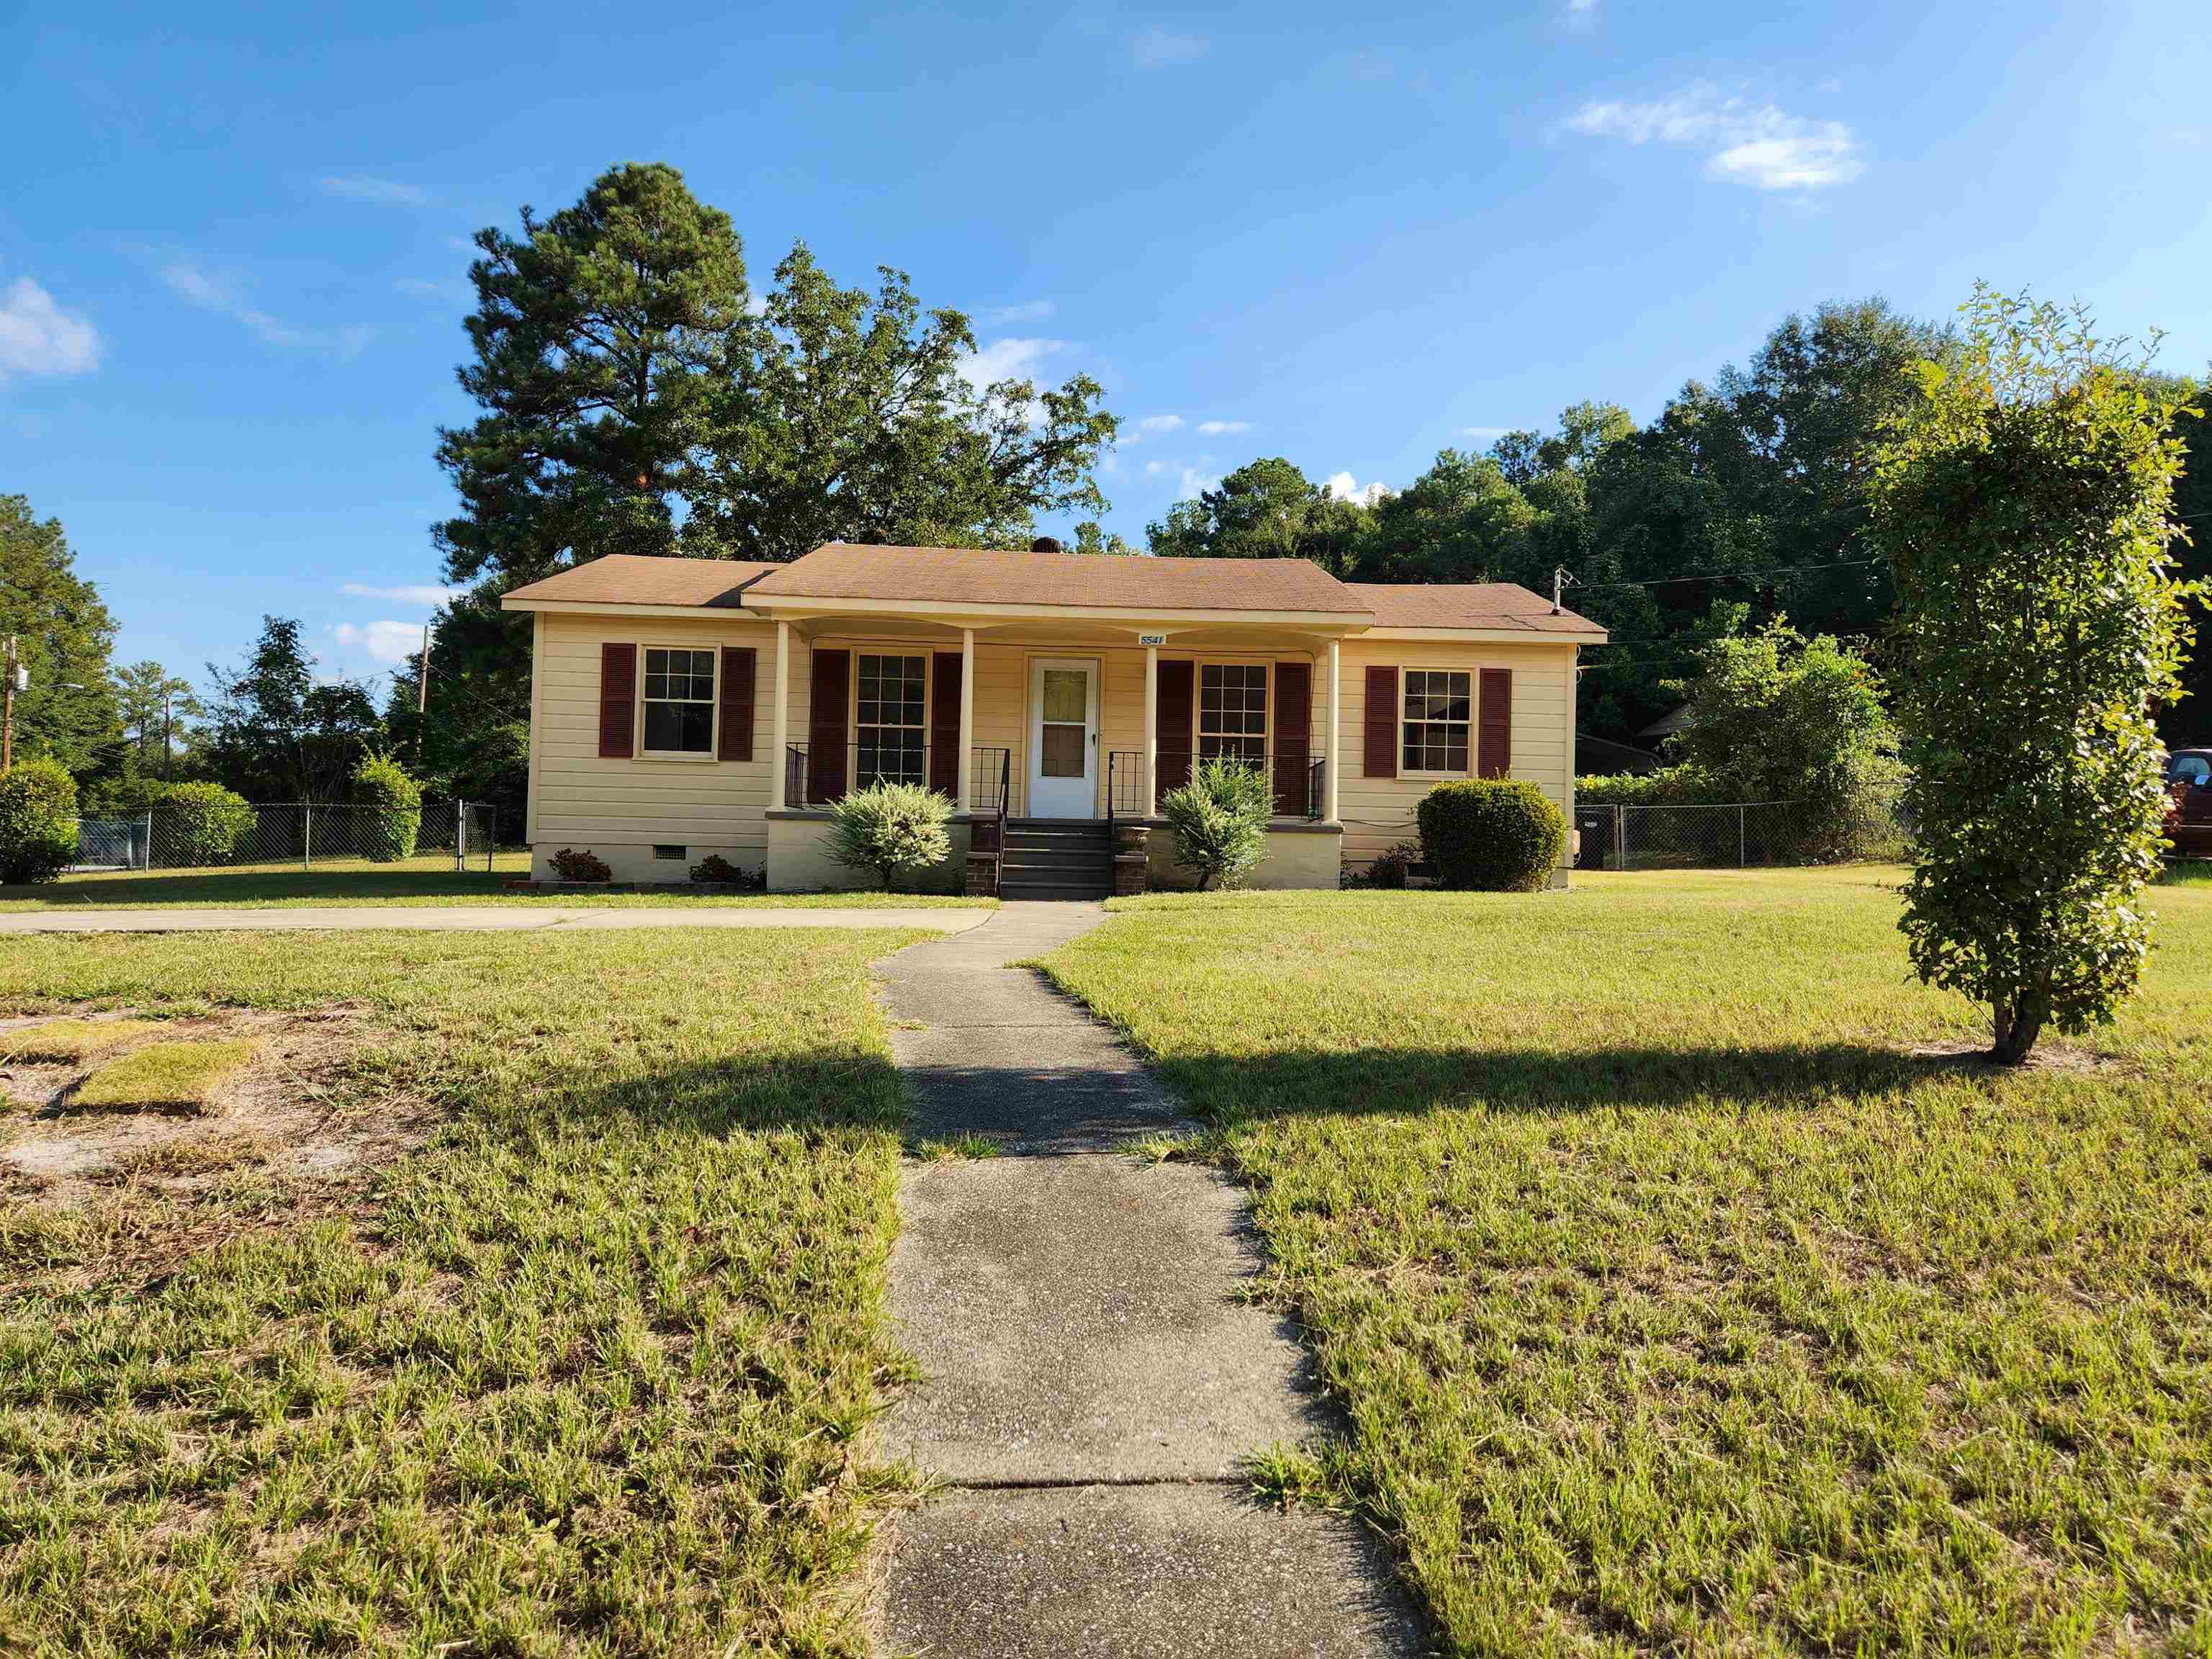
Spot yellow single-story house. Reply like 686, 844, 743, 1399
500, 542, 1606, 895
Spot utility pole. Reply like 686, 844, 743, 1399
2, 635, 21, 773
1552, 567, 1578, 616
415, 624, 432, 767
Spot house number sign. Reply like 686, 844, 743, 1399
1137, 632, 1168, 647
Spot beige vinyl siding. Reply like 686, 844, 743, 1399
1333, 637, 1575, 871
532, 611, 801, 864
528, 611, 1579, 882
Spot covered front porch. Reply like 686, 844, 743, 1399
747, 598, 1355, 895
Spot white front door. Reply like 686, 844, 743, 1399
1028, 657, 1099, 818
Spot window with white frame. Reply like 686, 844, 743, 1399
1401, 669, 1471, 775
855, 653, 927, 786
642, 647, 716, 755
1197, 662, 1268, 763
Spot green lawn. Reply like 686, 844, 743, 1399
0, 924, 932, 1655
1043, 866, 2212, 1655
1, 855, 992, 910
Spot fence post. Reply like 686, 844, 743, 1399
485, 805, 495, 873
1613, 804, 1625, 871
142, 811, 153, 871
455, 799, 467, 874
1738, 804, 1747, 868
302, 805, 312, 871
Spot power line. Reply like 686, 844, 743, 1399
1574, 557, 1884, 592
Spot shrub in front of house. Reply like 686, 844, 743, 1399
828, 781, 953, 890
1163, 755, 1272, 891
156, 781, 258, 866
1362, 840, 1421, 890
351, 751, 424, 862
549, 847, 613, 883
689, 852, 759, 886
1417, 778, 1566, 891
0, 757, 80, 885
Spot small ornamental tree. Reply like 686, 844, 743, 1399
351, 750, 424, 861
1162, 756, 1271, 890
157, 781, 257, 866
827, 781, 953, 890
0, 757, 80, 884
1870, 286, 2200, 1064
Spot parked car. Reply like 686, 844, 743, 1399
2167, 749, 2212, 857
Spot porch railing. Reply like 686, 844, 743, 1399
782, 743, 1015, 817
1109, 750, 1327, 821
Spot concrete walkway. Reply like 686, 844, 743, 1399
872, 902, 1424, 1658
0, 906, 994, 935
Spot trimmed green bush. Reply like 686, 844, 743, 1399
549, 847, 613, 883
351, 751, 423, 862
1163, 755, 1272, 891
1359, 840, 1421, 890
0, 759, 79, 884
689, 852, 758, 886
156, 781, 257, 866
1417, 778, 1566, 892
1574, 764, 1711, 806
827, 781, 953, 891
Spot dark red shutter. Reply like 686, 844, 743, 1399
930, 652, 961, 797
1272, 660, 1311, 815
598, 643, 636, 758
718, 647, 755, 762
1478, 667, 1512, 778
809, 648, 849, 801
1156, 659, 1194, 796
1363, 665, 1398, 778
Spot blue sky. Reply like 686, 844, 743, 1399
4, 1, 2208, 692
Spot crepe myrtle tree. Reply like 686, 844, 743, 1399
1871, 285, 2200, 1064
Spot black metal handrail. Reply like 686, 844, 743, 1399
1107, 749, 1326, 821
782, 742, 1013, 817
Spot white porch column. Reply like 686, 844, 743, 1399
1143, 640, 1159, 817
1325, 637, 1342, 822
770, 619, 791, 810
956, 627, 976, 809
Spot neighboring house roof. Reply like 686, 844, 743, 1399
1639, 703, 1693, 737
503, 554, 781, 609
745, 542, 1363, 616
501, 544, 1609, 637
1344, 581, 1606, 636
1576, 733, 1664, 775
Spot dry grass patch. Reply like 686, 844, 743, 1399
72, 1036, 260, 1112
0, 1015, 163, 1065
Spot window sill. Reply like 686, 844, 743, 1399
634, 750, 720, 764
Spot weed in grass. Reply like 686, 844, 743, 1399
1125, 1129, 1210, 1164
71, 1037, 258, 1112
1044, 867, 2212, 1655
908, 1133, 1002, 1160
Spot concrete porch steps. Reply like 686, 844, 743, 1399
999, 818, 1113, 902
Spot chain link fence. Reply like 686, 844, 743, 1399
1573, 788, 1912, 872
66, 801, 500, 874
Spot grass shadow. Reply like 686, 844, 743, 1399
1149, 1040, 2002, 1128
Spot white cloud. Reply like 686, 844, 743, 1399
1143, 459, 1169, 477
1133, 27, 1206, 66
1563, 0, 1599, 30
341, 581, 464, 608
1457, 424, 1511, 442
743, 292, 769, 318
1125, 414, 1184, 445
320, 174, 432, 207
333, 620, 426, 665
161, 261, 370, 356
1178, 466, 1220, 498
1566, 85, 1865, 190
1323, 471, 1389, 507
0, 276, 101, 377
395, 277, 469, 302
1195, 419, 1249, 436
983, 299, 1055, 325
956, 336, 1067, 391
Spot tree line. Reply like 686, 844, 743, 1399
4, 156, 2205, 819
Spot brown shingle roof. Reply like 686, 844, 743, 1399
1344, 582, 1606, 636
503, 554, 779, 609
745, 543, 1367, 615
499, 547, 1605, 636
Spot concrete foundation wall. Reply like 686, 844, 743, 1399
766, 813, 971, 894
1143, 822, 1344, 891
